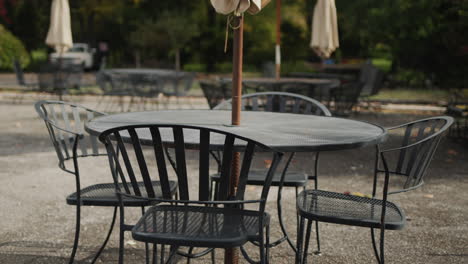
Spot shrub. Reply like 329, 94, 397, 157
0, 24, 30, 70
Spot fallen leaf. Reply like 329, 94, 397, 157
125, 240, 137, 246
423, 194, 434, 199
447, 149, 458, 156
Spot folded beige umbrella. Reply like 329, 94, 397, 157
310, 0, 339, 58
210, 0, 269, 15
46, 0, 73, 54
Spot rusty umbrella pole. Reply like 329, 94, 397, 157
225, 13, 244, 264
275, 0, 281, 79
231, 15, 243, 127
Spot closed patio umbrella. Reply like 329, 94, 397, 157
45, 0, 72, 100
46, 0, 73, 55
310, 0, 339, 58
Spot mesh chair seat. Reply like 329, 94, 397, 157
211, 171, 307, 187
132, 205, 269, 248
67, 181, 178, 207
297, 190, 405, 230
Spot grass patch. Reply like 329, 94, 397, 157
370, 89, 450, 102
371, 58, 392, 72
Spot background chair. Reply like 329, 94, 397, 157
328, 82, 364, 116
446, 89, 468, 140
35, 100, 177, 264
214, 92, 331, 252
296, 116, 453, 264
13, 59, 38, 90
199, 79, 232, 109
290, 62, 385, 111
99, 124, 283, 263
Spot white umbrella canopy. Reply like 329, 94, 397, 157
310, 0, 339, 59
46, 0, 73, 54
210, 0, 268, 15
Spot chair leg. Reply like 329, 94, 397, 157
69, 203, 81, 264
152, 244, 158, 264
142, 206, 150, 264
165, 246, 178, 264
118, 206, 125, 264
302, 219, 313, 264
295, 216, 305, 264
161, 244, 165, 264
265, 224, 271, 264
380, 227, 385, 264
312, 152, 321, 255
370, 228, 383, 264
210, 248, 216, 264
187, 247, 193, 264
90, 206, 118, 264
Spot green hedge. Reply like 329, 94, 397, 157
0, 25, 30, 70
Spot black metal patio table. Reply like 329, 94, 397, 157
85, 110, 387, 252
102, 68, 196, 96
221, 77, 339, 102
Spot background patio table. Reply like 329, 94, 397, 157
220, 77, 340, 103
100, 68, 196, 97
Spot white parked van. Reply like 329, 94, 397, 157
50, 43, 95, 69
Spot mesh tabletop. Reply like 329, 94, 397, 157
85, 110, 386, 152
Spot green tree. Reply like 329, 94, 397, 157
155, 11, 199, 71
0, 24, 30, 70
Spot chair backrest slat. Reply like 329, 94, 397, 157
266, 95, 274, 112
235, 142, 255, 200
279, 95, 286, 112
71, 106, 88, 156
251, 97, 259, 111
173, 127, 189, 200
150, 127, 172, 199
292, 98, 300, 113
114, 132, 142, 196
396, 123, 413, 173
217, 135, 235, 201
128, 128, 156, 198
49, 104, 72, 159
198, 129, 211, 201
87, 111, 100, 155
105, 136, 132, 194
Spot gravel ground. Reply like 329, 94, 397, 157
0, 98, 467, 263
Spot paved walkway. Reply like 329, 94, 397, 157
0, 95, 466, 263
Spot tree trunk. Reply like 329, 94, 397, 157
175, 48, 181, 71
135, 50, 141, 68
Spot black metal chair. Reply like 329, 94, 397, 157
295, 116, 453, 264
13, 59, 37, 89
213, 92, 331, 252
446, 89, 468, 140
199, 79, 232, 109
329, 82, 364, 116
99, 124, 283, 263
35, 100, 177, 264
38, 62, 83, 99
